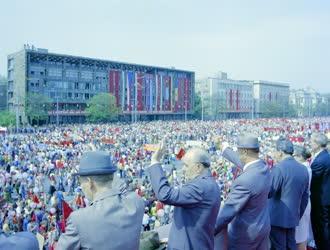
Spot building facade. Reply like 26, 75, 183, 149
253, 80, 290, 118
196, 72, 253, 119
290, 88, 329, 117
0, 77, 7, 111
7, 45, 194, 124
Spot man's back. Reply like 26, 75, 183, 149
217, 160, 271, 245
56, 190, 144, 250
310, 149, 330, 206
148, 165, 220, 250
169, 172, 220, 250
269, 157, 309, 228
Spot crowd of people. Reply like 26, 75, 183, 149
0, 118, 329, 249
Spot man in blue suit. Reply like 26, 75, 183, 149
147, 142, 221, 250
0, 231, 39, 250
268, 138, 309, 250
215, 134, 271, 250
310, 133, 330, 250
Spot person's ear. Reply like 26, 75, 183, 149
87, 177, 94, 190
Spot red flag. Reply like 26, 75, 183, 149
61, 200, 72, 231
176, 148, 185, 160
62, 200, 73, 220
61, 200, 73, 233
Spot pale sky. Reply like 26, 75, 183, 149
0, 0, 329, 92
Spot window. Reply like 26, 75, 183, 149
31, 71, 35, 75
66, 70, 78, 79
81, 71, 93, 80
68, 93, 72, 98
74, 82, 79, 90
74, 93, 79, 99
85, 83, 90, 90
85, 93, 90, 100
48, 68, 62, 77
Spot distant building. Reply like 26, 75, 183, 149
290, 87, 328, 117
196, 72, 253, 119
7, 45, 194, 124
0, 77, 7, 111
253, 80, 290, 118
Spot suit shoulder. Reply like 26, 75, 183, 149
68, 206, 93, 223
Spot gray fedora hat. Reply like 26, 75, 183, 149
237, 134, 259, 149
76, 151, 117, 176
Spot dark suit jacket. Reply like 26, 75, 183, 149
268, 156, 309, 228
147, 164, 221, 250
215, 160, 271, 248
310, 149, 330, 206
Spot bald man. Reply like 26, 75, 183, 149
147, 145, 221, 250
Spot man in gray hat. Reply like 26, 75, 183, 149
268, 138, 309, 250
147, 142, 220, 250
215, 133, 271, 250
56, 151, 144, 250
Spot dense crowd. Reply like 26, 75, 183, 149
0, 118, 329, 249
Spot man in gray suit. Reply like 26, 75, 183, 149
56, 151, 145, 250
268, 138, 309, 250
215, 134, 271, 250
147, 142, 221, 250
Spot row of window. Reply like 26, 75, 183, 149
29, 81, 107, 91
29, 69, 107, 80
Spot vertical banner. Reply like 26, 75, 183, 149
163, 75, 171, 111
127, 71, 135, 111
184, 77, 189, 111
137, 72, 144, 111
229, 89, 233, 108
157, 74, 161, 111
236, 90, 239, 111
121, 71, 125, 110
109, 70, 121, 107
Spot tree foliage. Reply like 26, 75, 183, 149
193, 93, 202, 119
26, 93, 52, 125
260, 101, 285, 118
85, 93, 119, 123
0, 111, 15, 127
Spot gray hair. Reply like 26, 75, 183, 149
184, 147, 211, 168
311, 133, 328, 148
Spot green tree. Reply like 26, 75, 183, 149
86, 93, 119, 123
26, 93, 52, 125
0, 111, 15, 127
313, 102, 328, 117
193, 93, 202, 119
260, 101, 284, 118
287, 103, 298, 118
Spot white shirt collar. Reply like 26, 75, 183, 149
243, 159, 260, 171
314, 149, 324, 159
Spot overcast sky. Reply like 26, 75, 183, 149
0, 0, 329, 92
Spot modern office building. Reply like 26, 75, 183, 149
7, 45, 194, 124
0, 77, 7, 111
253, 80, 290, 118
196, 72, 253, 119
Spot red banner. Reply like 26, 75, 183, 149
109, 70, 121, 107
